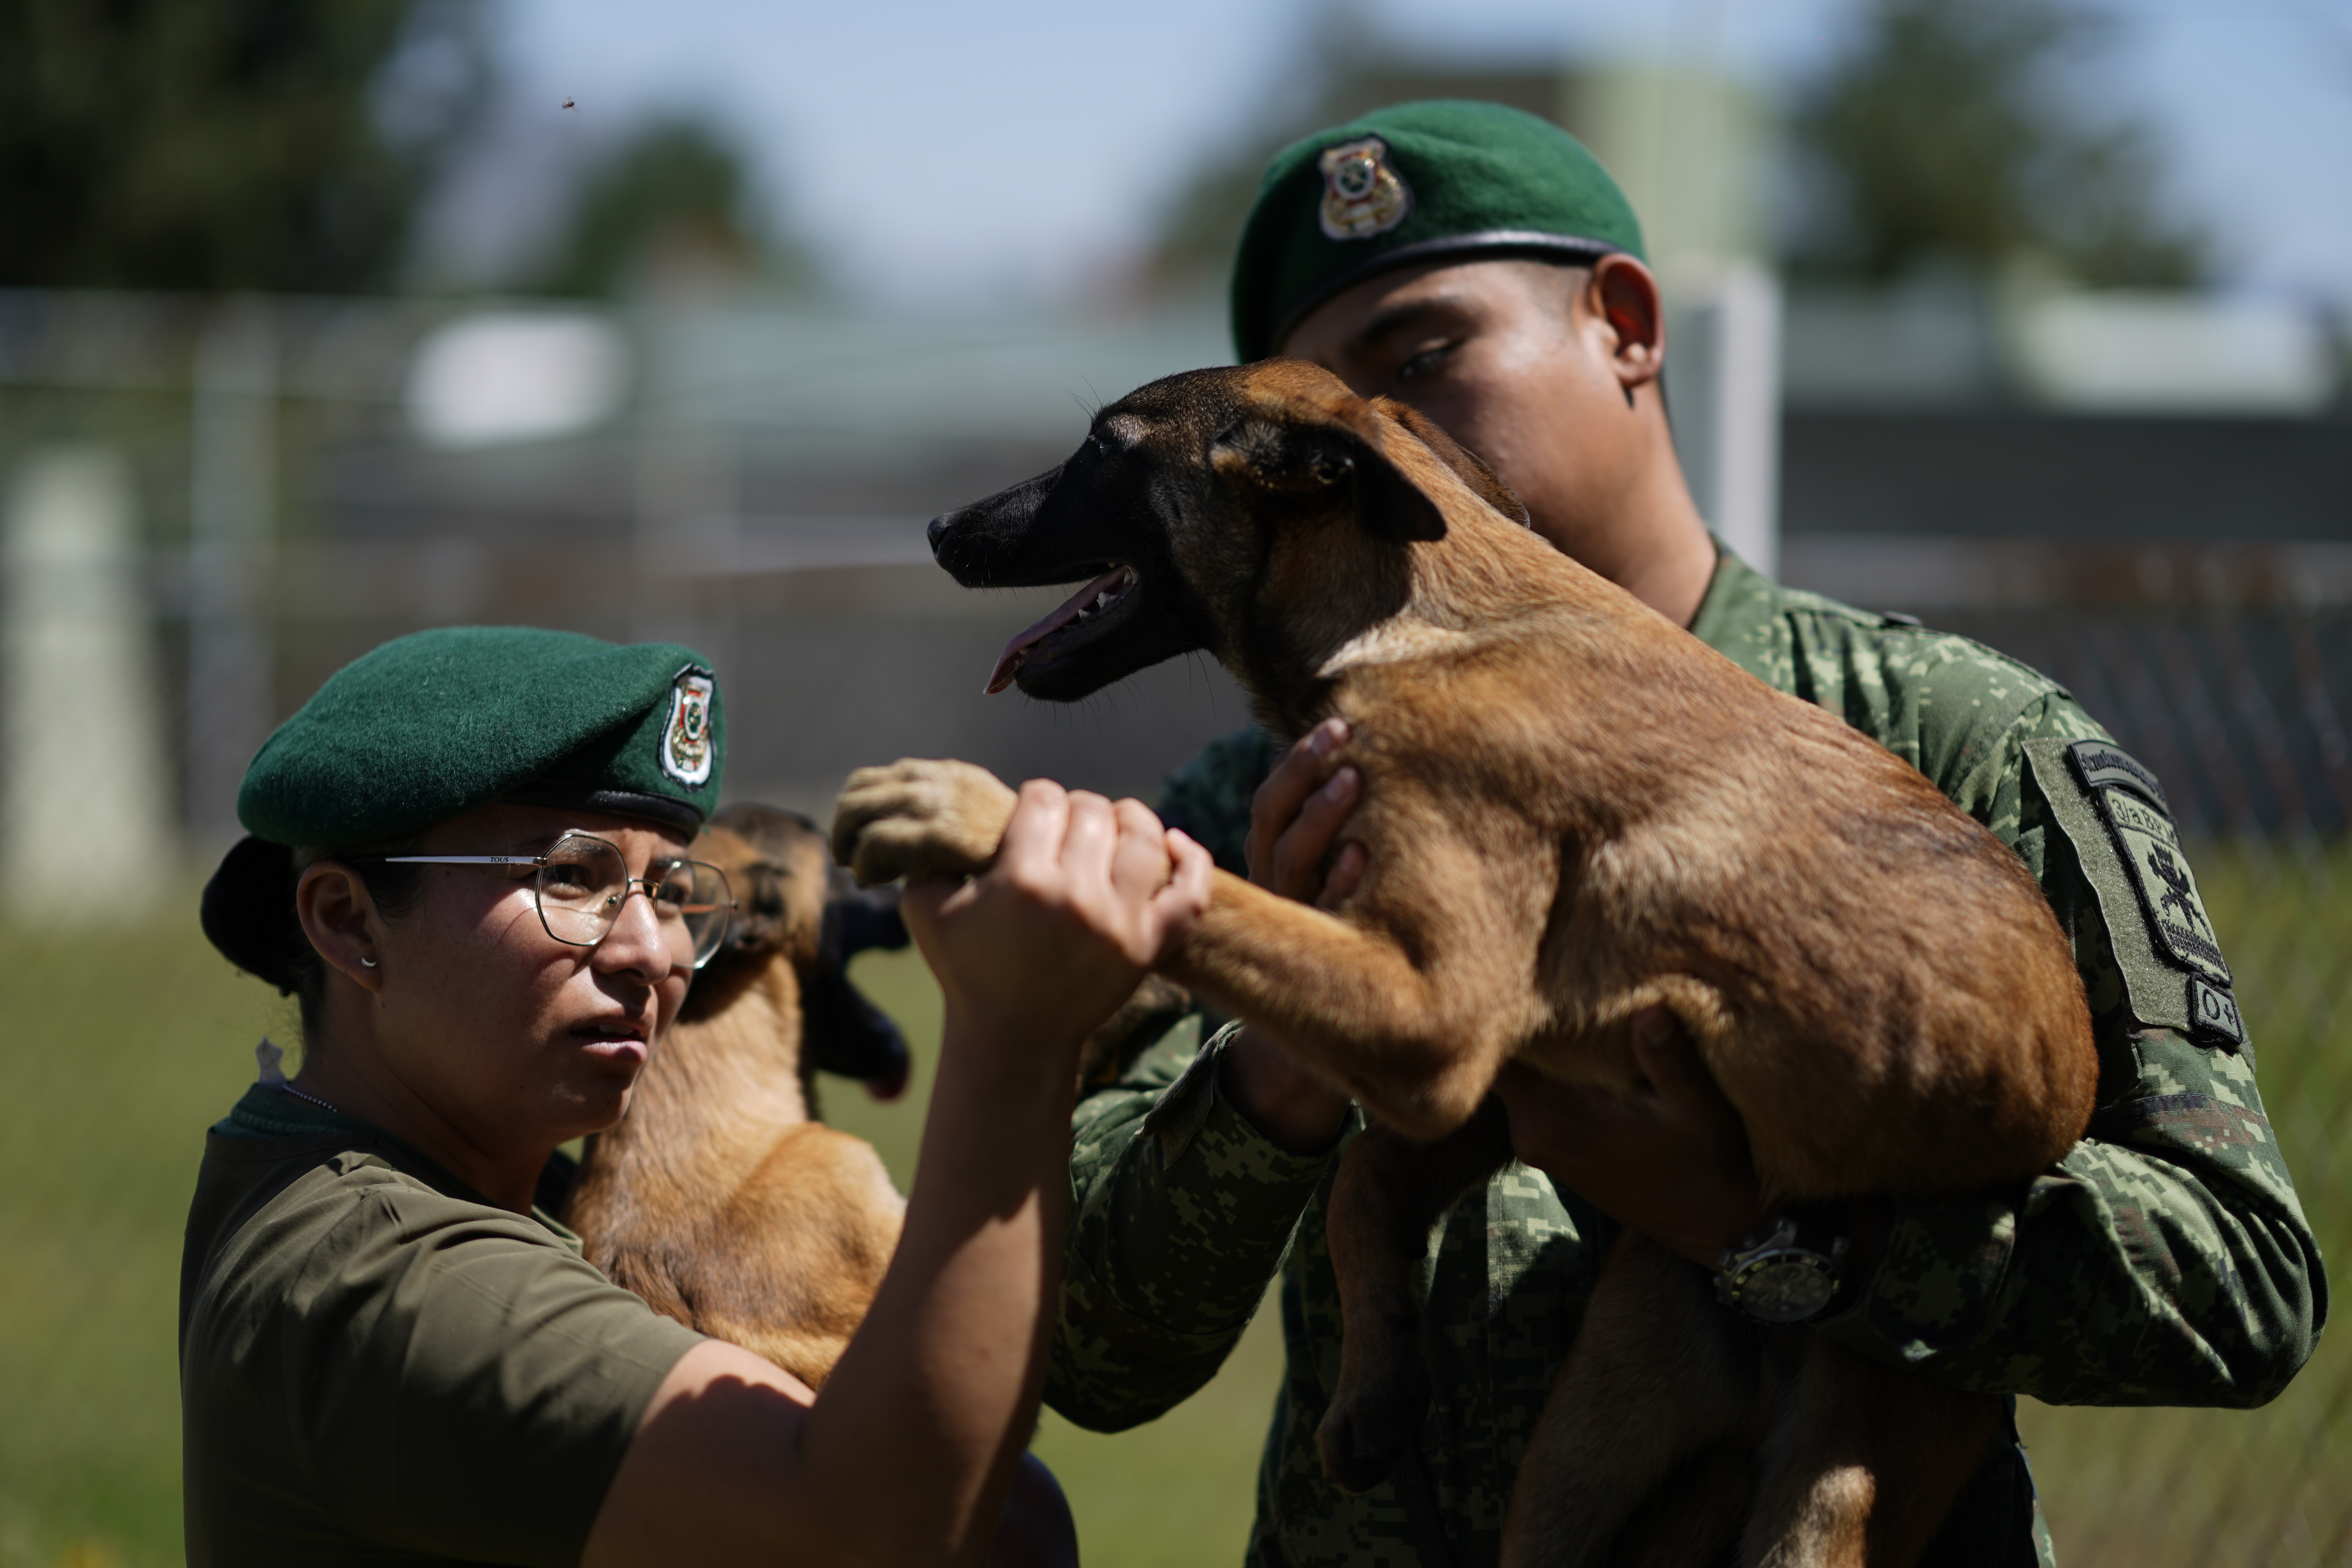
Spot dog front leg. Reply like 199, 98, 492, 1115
1164, 873, 1535, 1141
835, 760, 1540, 1140
1317, 1102, 1516, 1494
1501, 1233, 1757, 1568
1740, 1341, 2000, 1568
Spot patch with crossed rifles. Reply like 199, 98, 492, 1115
2068, 740, 2232, 991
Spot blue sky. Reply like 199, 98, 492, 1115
462, 0, 2352, 311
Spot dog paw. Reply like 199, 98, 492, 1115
1317, 1401, 1407, 1494
1315, 1365, 1431, 1495
830, 759, 1018, 887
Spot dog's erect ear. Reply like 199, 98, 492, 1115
1374, 399, 1532, 527
1212, 415, 1447, 544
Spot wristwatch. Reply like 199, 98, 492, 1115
1713, 1212, 1849, 1324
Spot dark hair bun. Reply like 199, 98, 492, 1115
200, 836, 305, 995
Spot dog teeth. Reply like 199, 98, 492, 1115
986, 566, 1136, 693
1072, 579, 1128, 625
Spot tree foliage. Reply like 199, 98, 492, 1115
0, 0, 490, 293
1789, 0, 2208, 287
533, 115, 815, 299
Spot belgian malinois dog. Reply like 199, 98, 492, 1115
564, 803, 912, 1389
563, 802, 1193, 1391
831, 360, 2097, 1566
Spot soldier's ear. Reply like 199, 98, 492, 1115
1211, 416, 1447, 544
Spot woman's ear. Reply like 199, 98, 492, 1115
296, 862, 387, 993
1586, 254, 1666, 399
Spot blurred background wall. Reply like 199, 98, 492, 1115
1, 1, 2347, 1565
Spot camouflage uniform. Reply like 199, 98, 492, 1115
1045, 550, 2325, 1567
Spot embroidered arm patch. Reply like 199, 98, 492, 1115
2075, 759, 2231, 989
2024, 739, 2240, 1047
2187, 974, 2247, 1048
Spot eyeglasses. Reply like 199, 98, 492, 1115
354, 833, 737, 969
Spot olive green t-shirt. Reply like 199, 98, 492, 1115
179, 1083, 705, 1567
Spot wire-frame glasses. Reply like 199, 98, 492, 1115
354, 832, 736, 969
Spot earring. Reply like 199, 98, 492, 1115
360, 956, 379, 969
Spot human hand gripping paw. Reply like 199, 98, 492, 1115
1221, 718, 1368, 1152
1246, 717, 1368, 909
900, 780, 1212, 1056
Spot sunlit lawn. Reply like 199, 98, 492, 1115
0, 840, 2343, 1566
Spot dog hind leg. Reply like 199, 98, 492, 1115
1739, 1339, 2001, 1568
1501, 1234, 1757, 1568
1317, 1100, 1515, 1494
1609, 1443, 1755, 1568
684, 1124, 907, 1390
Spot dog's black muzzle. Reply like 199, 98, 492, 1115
927, 464, 1079, 587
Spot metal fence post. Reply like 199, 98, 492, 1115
185, 300, 278, 849
1666, 259, 1784, 580
631, 306, 739, 671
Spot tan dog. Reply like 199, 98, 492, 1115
563, 803, 908, 1389
830, 361, 2098, 1565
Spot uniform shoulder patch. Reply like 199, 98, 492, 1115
1318, 136, 1413, 240
2065, 740, 2229, 989
2023, 739, 2186, 1034
2187, 973, 2247, 1050
2068, 740, 2171, 815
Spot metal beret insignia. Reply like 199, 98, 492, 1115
661, 665, 717, 787
1317, 136, 1412, 241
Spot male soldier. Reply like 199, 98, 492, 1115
1044, 101, 2323, 1566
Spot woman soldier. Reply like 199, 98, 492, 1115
185, 626, 1210, 1566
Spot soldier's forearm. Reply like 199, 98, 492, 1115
1049, 1029, 1338, 1430
1220, 1026, 1353, 1154
1821, 1031, 2323, 1406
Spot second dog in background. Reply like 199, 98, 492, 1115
563, 802, 909, 1389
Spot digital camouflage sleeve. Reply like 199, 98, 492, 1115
1043, 551, 2326, 1568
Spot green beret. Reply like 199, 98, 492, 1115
238, 626, 726, 847
1230, 100, 1646, 363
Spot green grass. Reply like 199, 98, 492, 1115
2012, 840, 2352, 1566
0, 916, 293, 1568
2, 842, 2345, 1566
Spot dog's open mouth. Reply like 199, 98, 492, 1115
984, 566, 1138, 695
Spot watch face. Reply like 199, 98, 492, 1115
1738, 1255, 1837, 1324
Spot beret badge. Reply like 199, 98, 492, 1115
1317, 136, 1411, 240
661, 665, 717, 787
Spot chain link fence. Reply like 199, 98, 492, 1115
1915, 607, 2352, 1566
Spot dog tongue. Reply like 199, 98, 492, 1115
984, 567, 1132, 695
